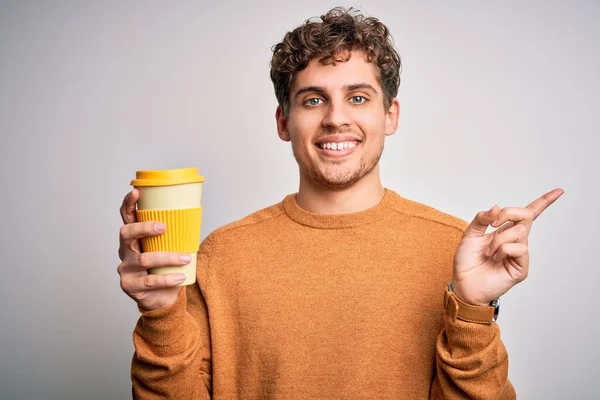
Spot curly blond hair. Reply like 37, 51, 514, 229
270, 7, 401, 117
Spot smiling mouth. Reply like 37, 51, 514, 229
315, 140, 361, 151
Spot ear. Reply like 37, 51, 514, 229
275, 106, 291, 142
384, 98, 400, 137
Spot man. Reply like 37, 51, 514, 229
118, 7, 563, 399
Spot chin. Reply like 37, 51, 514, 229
310, 167, 365, 189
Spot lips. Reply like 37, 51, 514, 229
314, 140, 361, 158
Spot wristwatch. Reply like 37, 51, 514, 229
444, 282, 500, 325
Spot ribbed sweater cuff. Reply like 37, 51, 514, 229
443, 310, 500, 358
137, 287, 187, 346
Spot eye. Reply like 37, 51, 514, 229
305, 98, 324, 106
350, 96, 366, 104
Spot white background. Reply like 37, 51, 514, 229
0, 1, 598, 398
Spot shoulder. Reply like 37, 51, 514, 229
215, 201, 286, 233
386, 189, 469, 235
202, 199, 287, 246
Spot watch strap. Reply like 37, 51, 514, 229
444, 286, 498, 325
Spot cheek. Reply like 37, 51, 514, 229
355, 115, 386, 140
286, 129, 312, 160
288, 117, 318, 149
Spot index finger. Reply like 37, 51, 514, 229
120, 189, 139, 224
527, 188, 564, 222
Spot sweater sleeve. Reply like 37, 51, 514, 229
429, 311, 516, 399
130, 235, 216, 399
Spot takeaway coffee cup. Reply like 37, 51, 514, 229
130, 168, 204, 286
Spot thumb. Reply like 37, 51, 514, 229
463, 205, 500, 238
120, 188, 139, 224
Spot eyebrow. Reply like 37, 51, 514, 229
293, 83, 379, 100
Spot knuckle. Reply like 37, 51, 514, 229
520, 224, 529, 234
119, 277, 128, 292
119, 225, 128, 239
128, 289, 145, 302
137, 253, 150, 268
128, 239, 140, 253
119, 274, 134, 294
143, 275, 156, 288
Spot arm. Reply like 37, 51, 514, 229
430, 311, 516, 399
431, 189, 564, 398
131, 236, 215, 399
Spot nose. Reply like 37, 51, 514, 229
321, 101, 352, 130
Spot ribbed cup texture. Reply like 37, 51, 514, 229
136, 207, 202, 252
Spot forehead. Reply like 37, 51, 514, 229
291, 50, 381, 93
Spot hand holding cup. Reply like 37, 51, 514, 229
117, 168, 204, 311
118, 189, 191, 311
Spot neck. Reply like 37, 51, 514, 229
296, 165, 385, 214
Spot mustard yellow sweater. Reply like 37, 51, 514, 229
132, 189, 516, 399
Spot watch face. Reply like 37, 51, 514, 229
492, 298, 500, 322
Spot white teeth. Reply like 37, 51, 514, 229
318, 141, 359, 150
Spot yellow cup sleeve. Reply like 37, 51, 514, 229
136, 207, 202, 253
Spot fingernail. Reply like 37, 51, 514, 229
175, 274, 186, 282
154, 222, 166, 233
180, 254, 192, 264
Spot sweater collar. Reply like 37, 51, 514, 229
282, 188, 394, 229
